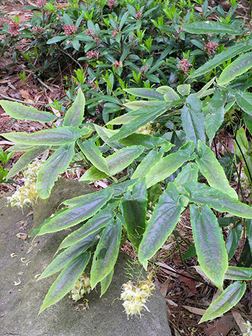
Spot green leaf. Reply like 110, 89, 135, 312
78, 140, 109, 174
39, 242, 93, 280
7, 146, 48, 179
58, 205, 114, 250
80, 145, 144, 181
177, 84, 191, 96
131, 149, 164, 180
235, 90, 252, 116
190, 205, 228, 288
47, 35, 67, 44
2, 126, 89, 146
200, 281, 246, 323
120, 134, 172, 150
196, 141, 237, 199
39, 253, 90, 313
205, 90, 226, 144
138, 183, 189, 269
246, 219, 252, 253
36, 144, 75, 199
38, 189, 113, 235
122, 180, 147, 248
183, 21, 243, 35
145, 141, 195, 188
226, 224, 243, 260
90, 218, 122, 288
181, 95, 205, 145
187, 183, 252, 219
217, 51, 252, 86
190, 41, 252, 79
225, 266, 252, 280
156, 86, 180, 102
63, 89, 85, 127
100, 269, 114, 296
125, 88, 163, 100
0, 100, 56, 123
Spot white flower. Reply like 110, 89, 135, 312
243, 321, 252, 336
71, 274, 91, 302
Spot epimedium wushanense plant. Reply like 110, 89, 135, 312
1, 22, 252, 322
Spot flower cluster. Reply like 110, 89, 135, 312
86, 50, 100, 59
178, 58, 191, 74
108, 0, 116, 10
205, 41, 219, 55
71, 273, 92, 302
63, 25, 77, 36
243, 321, 252, 336
120, 274, 155, 318
8, 21, 19, 36
37, 0, 46, 7
7, 159, 41, 208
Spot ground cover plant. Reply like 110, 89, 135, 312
1, 0, 252, 334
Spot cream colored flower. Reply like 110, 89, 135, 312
71, 274, 91, 302
243, 321, 252, 336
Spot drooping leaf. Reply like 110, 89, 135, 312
36, 144, 75, 199
181, 95, 205, 145
38, 188, 113, 235
183, 21, 243, 35
217, 51, 252, 86
196, 141, 237, 199
187, 183, 252, 219
2, 126, 89, 146
235, 90, 252, 116
226, 224, 243, 260
80, 145, 144, 181
122, 180, 147, 248
138, 183, 189, 269
225, 266, 252, 280
205, 90, 226, 144
0, 100, 56, 123
145, 141, 195, 188
39, 253, 90, 313
7, 146, 48, 179
90, 218, 122, 288
131, 149, 164, 180
190, 205, 228, 288
78, 140, 109, 174
200, 281, 246, 323
63, 88, 85, 127
100, 269, 114, 297
190, 41, 252, 78
39, 242, 93, 279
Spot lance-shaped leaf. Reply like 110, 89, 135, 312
38, 188, 113, 235
39, 253, 90, 313
145, 141, 195, 188
225, 266, 252, 280
90, 218, 122, 288
138, 183, 189, 269
200, 281, 247, 323
78, 139, 109, 174
63, 88, 85, 127
174, 162, 199, 194
156, 86, 180, 102
183, 21, 243, 35
2, 126, 89, 146
190, 41, 252, 79
100, 269, 114, 297
120, 134, 172, 150
39, 240, 94, 279
80, 145, 144, 181
7, 146, 48, 179
58, 205, 114, 250
196, 141, 237, 199
122, 180, 147, 248
187, 183, 252, 218
125, 88, 163, 100
181, 95, 205, 144
190, 205, 228, 289
131, 149, 164, 180
205, 90, 226, 144
36, 144, 75, 199
235, 90, 252, 116
217, 51, 252, 86
226, 224, 243, 260
0, 100, 56, 123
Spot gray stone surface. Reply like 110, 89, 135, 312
0, 182, 171, 336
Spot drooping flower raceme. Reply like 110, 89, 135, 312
71, 273, 92, 302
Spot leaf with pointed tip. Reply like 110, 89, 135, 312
183, 21, 243, 35
156, 86, 180, 102
2, 126, 89, 146
235, 90, 252, 116
0, 100, 56, 123
39, 253, 90, 313
63, 89, 85, 127
174, 163, 199, 189
131, 149, 164, 180
100, 269, 114, 297
226, 224, 243, 260
38, 188, 113, 235
90, 218, 122, 288
200, 282, 246, 323
225, 266, 252, 280
190, 205, 228, 289
125, 88, 163, 100
36, 144, 75, 199
138, 183, 189, 269
7, 146, 48, 179
177, 84, 191, 96
196, 141, 237, 199
218, 51, 252, 86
